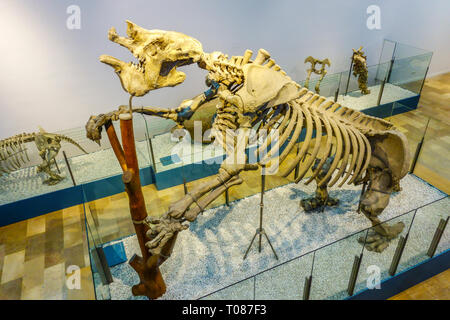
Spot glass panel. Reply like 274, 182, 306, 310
254, 252, 314, 300
354, 210, 415, 295
335, 61, 392, 111
376, 39, 396, 80
397, 197, 449, 274
80, 115, 153, 246
83, 193, 111, 300
385, 103, 430, 172
84, 187, 134, 246
393, 42, 431, 60
388, 53, 432, 95
413, 117, 450, 193
200, 277, 255, 300
309, 230, 368, 300
65, 115, 151, 186
298, 72, 341, 98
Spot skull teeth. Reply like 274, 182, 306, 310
129, 61, 145, 73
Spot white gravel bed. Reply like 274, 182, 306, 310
332, 83, 416, 111
106, 174, 448, 300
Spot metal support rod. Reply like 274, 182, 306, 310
183, 177, 188, 195
144, 131, 153, 178
376, 79, 386, 106
148, 134, 157, 171
62, 151, 76, 186
303, 276, 312, 300
243, 165, 278, 260
344, 53, 355, 96
357, 181, 368, 214
225, 188, 230, 207
386, 58, 395, 83
335, 73, 342, 102
376, 58, 394, 106
427, 216, 449, 258
53, 158, 61, 174
334, 87, 340, 103
258, 171, 265, 252
410, 119, 429, 173
347, 253, 363, 296
410, 141, 423, 174
418, 66, 430, 96
94, 247, 113, 284
389, 234, 408, 276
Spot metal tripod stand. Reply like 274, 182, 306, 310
243, 165, 279, 260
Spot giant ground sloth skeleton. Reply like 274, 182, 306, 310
86, 21, 410, 298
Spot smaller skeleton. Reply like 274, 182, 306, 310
304, 56, 331, 94
352, 47, 370, 95
0, 127, 87, 185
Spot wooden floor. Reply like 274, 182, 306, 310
389, 269, 450, 300
386, 72, 450, 194
0, 205, 95, 300
0, 73, 449, 300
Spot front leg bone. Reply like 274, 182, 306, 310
144, 125, 257, 255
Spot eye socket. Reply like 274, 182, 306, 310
47, 138, 52, 144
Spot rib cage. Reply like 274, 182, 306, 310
0, 132, 88, 177
0, 133, 35, 176
255, 88, 394, 187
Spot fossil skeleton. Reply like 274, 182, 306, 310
0, 127, 87, 185
304, 56, 331, 94
86, 21, 411, 299
352, 46, 371, 95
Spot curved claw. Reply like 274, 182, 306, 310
86, 107, 129, 145
85, 115, 104, 145
145, 215, 188, 255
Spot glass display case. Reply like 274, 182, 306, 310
294, 40, 432, 118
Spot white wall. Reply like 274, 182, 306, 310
0, 0, 449, 138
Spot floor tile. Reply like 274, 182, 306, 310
0, 278, 22, 300
1, 250, 25, 284
26, 215, 46, 237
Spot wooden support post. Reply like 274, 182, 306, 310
103, 104, 167, 299
119, 113, 166, 299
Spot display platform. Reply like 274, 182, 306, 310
100, 174, 447, 300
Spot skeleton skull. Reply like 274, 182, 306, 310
100, 20, 204, 96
